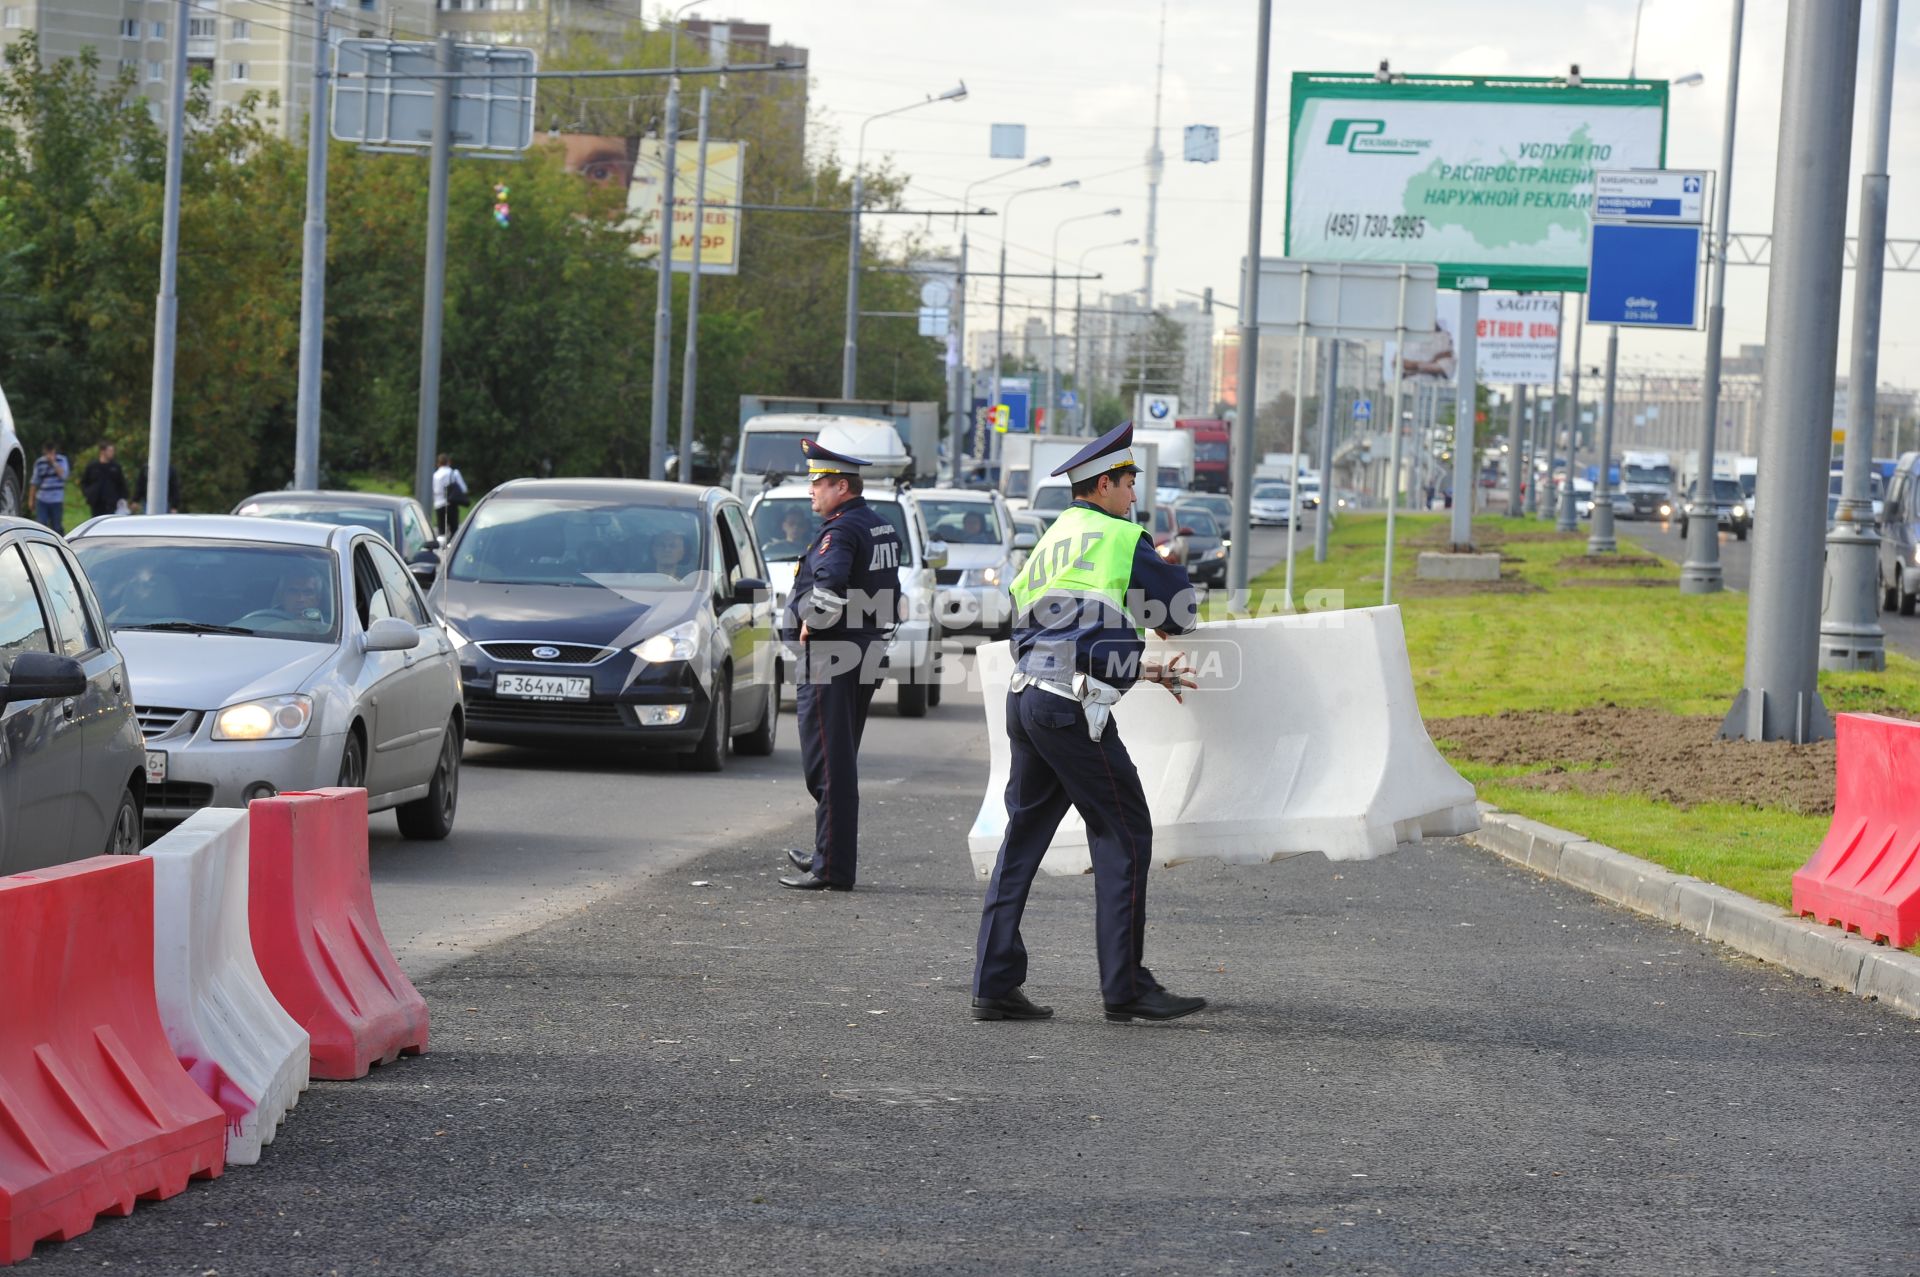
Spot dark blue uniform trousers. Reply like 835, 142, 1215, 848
796, 642, 880, 888
973, 686, 1161, 1008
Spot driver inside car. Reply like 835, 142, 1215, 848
273, 569, 326, 621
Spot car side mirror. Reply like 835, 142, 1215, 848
733, 576, 767, 606
0, 651, 87, 708
925, 540, 950, 570
1012, 531, 1037, 551
363, 616, 421, 653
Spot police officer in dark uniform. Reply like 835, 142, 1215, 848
779, 438, 902, 891
971, 422, 1206, 1022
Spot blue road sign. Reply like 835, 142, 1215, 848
1060, 389, 1079, 409
1353, 398, 1372, 422
1586, 223, 1702, 329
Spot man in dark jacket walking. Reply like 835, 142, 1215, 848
81, 442, 129, 517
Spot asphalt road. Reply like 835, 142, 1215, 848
1624, 517, 1920, 663
27, 650, 1920, 1274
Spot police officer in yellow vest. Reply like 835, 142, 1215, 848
971, 422, 1206, 1024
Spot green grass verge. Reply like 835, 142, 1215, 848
1217, 512, 1920, 907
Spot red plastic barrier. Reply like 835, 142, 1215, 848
247, 788, 429, 1080
0, 857, 226, 1265
1793, 712, 1920, 946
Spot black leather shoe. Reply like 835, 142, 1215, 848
779, 870, 852, 892
1104, 990, 1207, 1022
970, 988, 1054, 1021
785, 847, 814, 872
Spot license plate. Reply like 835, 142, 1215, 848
495, 673, 592, 701
145, 750, 167, 784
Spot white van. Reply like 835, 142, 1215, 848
0, 382, 26, 517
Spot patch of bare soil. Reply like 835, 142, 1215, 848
1562, 577, 1670, 589
1398, 572, 1545, 598
1556, 555, 1665, 570
1427, 706, 1843, 815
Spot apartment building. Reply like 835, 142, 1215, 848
1, 0, 435, 139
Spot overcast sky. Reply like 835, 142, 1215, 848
721, 0, 1919, 381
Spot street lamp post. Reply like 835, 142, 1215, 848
1074, 237, 1139, 435
953, 158, 1050, 482
842, 83, 967, 400
1049, 207, 1121, 436
992, 178, 1080, 420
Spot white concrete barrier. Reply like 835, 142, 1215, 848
145, 808, 311, 1165
968, 606, 1478, 877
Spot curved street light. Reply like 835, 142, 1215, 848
1047, 207, 1123, 434
842, 82, 968, 397
991, 178, 1080, 415
1071, 237, 1139, 434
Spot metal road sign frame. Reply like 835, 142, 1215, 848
1247, 258, 1440, 339
332, 39, 537, 152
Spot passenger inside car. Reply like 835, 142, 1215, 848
649, 529, 693, 579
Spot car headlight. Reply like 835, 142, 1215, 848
1733, 504, 1746, 518
212, 694, 313, 742
633, 618, 701, 663
1156, 543, 1174, 560
962, 566, 1002, 588
1208, 546, 1227, 559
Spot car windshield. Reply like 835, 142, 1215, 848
1193, 440, 1230, 462
740, 432, 813, 479
72, 538, 341, 642
1030, 486, 1073, 513
1623, 463, 1674, 486
237, 500, 399, 546
750, 497, 910, 563
1253, 483, 1290, 500
1711, 478, 1743, 502
919, 499, 1003, 545
1184, 496, 1233, 520
1738, 473, 1757, 497
1829, 471, 1885, 500
449, 498, 707, 587
1175, 508, 1219, 537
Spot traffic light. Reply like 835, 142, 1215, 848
990, 404, 1011, 433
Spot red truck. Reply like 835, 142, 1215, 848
1175, 418, 1231, 492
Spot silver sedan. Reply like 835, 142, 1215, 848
68, 516, 464, 838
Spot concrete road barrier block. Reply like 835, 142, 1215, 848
145, 809, 311, 1166
1415, 552, 1501, 581
248, 789, 429, 1080
968, 607, 1479, 877
1792, 713, 1920, 946
0, 858, 226, 1264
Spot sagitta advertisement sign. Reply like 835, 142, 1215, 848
1286, 74, 1668, 293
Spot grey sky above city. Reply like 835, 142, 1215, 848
742, 0, 1919, 380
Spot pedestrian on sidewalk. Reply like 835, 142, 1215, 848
30, 441, 68, 533
432, 453, 467, 536
80, 441, 129, 518
778, 438, 901, 892
971, 422, 1207, 1025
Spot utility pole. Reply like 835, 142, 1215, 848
293, 3, 329, 493
1682, 0, 1745, 594
1558, 308, 1585, 532
1589, 326, 1620, 552
1507, 383, 1525, 516
1819, 0, 1897, 670
1723, 0, 1862, 742
842, 167, 863, 399
145, 0, 188, 516
413, 33, 455, 513
677, 86, 710, 483
1313, 341, 1337, 562
1449, 291, 1480, 549
648, 78, 681, 481
1228, 0, 1269, 603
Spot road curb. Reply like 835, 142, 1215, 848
1467, 802, 1920, 1020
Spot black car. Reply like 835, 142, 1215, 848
1171, 503, 1229, 587
233, 490, 443, 586
1677, 477, 1751, 542
429, 479, 778, 771
0, 517, 147, 870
